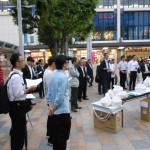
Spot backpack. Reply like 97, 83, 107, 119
0, 72, 19, 114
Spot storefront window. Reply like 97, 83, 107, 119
144, 26, 149, 39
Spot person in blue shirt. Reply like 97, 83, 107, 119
46, 55, 71, 150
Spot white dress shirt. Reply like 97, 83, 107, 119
145, 64, 149, 72
128, 60, 139, 72
118, 61, 127, 71
109, 63, 116, 78
7, 69, 26, 101
105, 59, 109, 68
80, 66, 85, 77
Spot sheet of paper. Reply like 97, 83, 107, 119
26, 78, 42, 87
38, 71, 42, 75
26, 94, 36, 99
140, 101, 148, 108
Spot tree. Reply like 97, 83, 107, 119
10, 0, 98, 55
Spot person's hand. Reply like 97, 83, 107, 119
29, 85, 37, 91
48, 108, 54, 116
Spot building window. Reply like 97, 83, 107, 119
93, 12, 117, 41
30, 35, 34, 43
121, 11, 150, 40
24, 34, 28, 44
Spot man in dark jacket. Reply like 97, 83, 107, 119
140, 58, 150, 81
37, 59, 45, 98
99, 53, 111, 95
86, 59, 94, 87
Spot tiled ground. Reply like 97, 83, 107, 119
0, 69, 150, 149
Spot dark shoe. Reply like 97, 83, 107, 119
89, 85, 91, 87
129, 88, 132, 91
76, 107, 82, 109
78, 99, 82, 102
123, 87, 127, 90
83, 98, 89, 100
40, 96, 43, 99
91, 84, 93, 86
72, 109, 78, 112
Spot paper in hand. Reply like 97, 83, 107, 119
26, 78, 42, 87
26, 94, 36, 99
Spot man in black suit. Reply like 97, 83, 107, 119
86, 59, 94, 87
22, 56, 36, 105
37, 59, 45, 98
99, 53, 111, 95
140, 58, 150, 81
77, 59, 89, 102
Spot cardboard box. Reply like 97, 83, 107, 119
93, 110, 122, 133
141, 98, 150, 122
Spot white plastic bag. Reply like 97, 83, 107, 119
135, 82, 146, 93
100, 96, 112, 107
113, 85, 123, 95
116, 91, 128, 99
143, 77, 150, 87
107, 90, 115, 98
112, 96, 122, 107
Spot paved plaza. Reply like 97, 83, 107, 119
0, 69, 150, 150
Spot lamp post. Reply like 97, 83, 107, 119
17, 0, 24, 57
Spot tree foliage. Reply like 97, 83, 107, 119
10, 0, 98, 55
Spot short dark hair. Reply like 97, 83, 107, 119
38, 59, 43, 63
104, 53, 108, 57
71, 57, 77, 64
10, 53, 21, 67
27, 56, 34, 62
48, 57, 55, 66
55, 55, 67, 70
121, 56, 125, 59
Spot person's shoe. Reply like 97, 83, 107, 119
83, 98, 89, 100
89, 85, 91, 87
40, 96, 43, 99
123, 87, 127, 90
129, 88, 132, 91
91, 84, 93, 86
76, 106, 82, 109
78, 99, 82, 102
71, 109, 78, 112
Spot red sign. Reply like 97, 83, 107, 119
31, 52, 43, 57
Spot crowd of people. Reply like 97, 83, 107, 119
0, 52, 150, 150
96, 53, 150, 96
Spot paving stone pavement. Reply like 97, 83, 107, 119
1, 82, 150, 150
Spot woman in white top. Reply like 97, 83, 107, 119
43, 57, 55, 145
109, 59, 116, 89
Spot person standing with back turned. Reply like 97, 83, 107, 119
7, 53, 37, 150
47, 55, 71, 150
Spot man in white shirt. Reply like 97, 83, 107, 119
43, 57, 55, 145
7, 53, 37, 150
118, 56, 128, 89
128, 55, 139, 90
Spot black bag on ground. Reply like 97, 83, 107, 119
0, 72, 18, 114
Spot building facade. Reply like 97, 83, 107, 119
76, 0, 150, 62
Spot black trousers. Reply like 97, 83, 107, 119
47, 116, 54, 143
39, 81, 44, 97
78, 82, 83, 100
120, 71, 126, 88
9, 102, 27, 150
98, 79, 102, 94
110, 78, 114, 89
129, 71, 137, 90
71, 87, 78, 110
53, 114, 71, 150
83, 77, 87, 98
